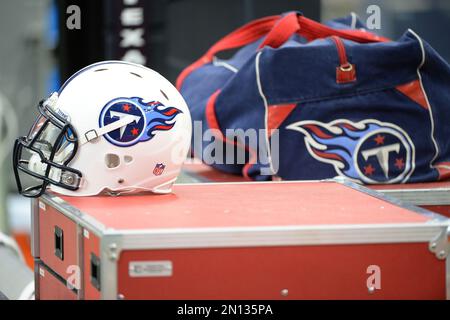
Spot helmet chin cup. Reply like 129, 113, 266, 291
13, 61, 192, 197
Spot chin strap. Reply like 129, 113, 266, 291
79, 114, 139, 145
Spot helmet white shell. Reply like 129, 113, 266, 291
48, 61, 191, 196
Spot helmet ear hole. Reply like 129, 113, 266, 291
124, 155, 133, 164
105, 153, 120, 169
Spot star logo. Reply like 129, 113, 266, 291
395, 158, 405, 170
131, 127, 139, 136
122, 104, 131, 112
374, 134, 385, 145
364, 164, 375, 176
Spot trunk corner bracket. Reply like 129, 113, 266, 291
429, 226, 450, 260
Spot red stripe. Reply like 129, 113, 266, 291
153, 124, 173, 130
303, 124, 332, 139
267, 103, 297, 135
436, 162, 450, 181
163, 108, 179, 116
312, 149, 344, 162
396, 79, 429, 110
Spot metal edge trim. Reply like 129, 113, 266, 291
336, 179, 450, 223
376, 188, 450, 206
77, 224, 84, 300
175, 179, 327, 186
100, 234, 118, 300
31, 199, 40, 258
40, 193, 107, 236
103, 223, 447, 250
34, 259, 40, 300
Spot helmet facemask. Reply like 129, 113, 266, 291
13, 93, 82, 197
13, 61, 192, 198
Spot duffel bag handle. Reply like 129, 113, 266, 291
176, 12, 388, 89
258, 12, 301, 49
259, 12, 387, 49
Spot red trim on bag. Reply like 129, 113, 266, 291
299, 15, 389, 43
436, 162, 450, 180
332, 36, 349, 66
267, 103, 297, 136
258, 12, 300, 49
331, 36, 357, 84
205, 90, 256, 180
396, 79, 429, 110
176, 14, 389, 90
176, 15, 281, 90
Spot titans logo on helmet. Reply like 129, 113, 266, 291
99, 97, 182, 147
286, 119, 415, 184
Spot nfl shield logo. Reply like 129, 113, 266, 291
153, 163, 165, 176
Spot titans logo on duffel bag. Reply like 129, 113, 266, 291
286, 119, 415, 184
99, 97, 182, 147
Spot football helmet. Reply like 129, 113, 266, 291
13, 61, 192, 197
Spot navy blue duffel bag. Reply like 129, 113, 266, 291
177, 12, 450, 184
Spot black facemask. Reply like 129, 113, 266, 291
13, 95, 82, 198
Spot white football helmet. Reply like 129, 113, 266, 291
13, 61, 192, 197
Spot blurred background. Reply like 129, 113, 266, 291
0, 0, 449, 267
